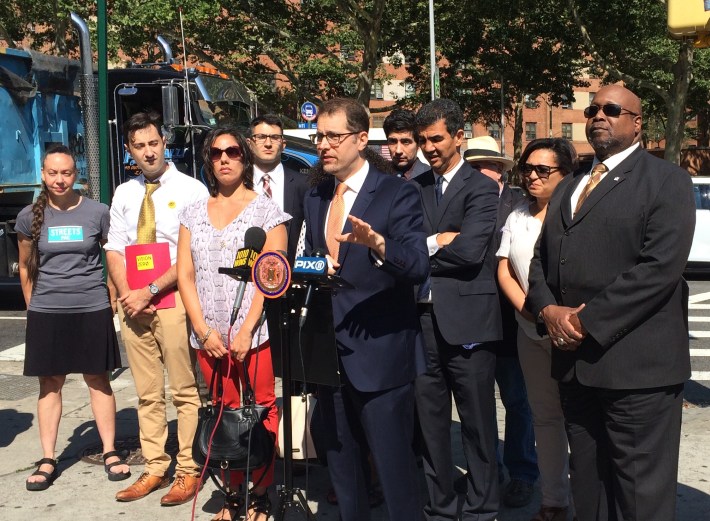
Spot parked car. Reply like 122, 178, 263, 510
687, 176, 710, 274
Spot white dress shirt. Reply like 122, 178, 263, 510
254, 162, 285, 211
105, 163, 209, 264
324, 160, 370, 238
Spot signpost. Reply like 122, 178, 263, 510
300, 102, 318, 122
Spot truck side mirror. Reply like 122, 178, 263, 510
162, 86, 179, 128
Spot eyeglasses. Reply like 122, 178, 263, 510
251, 133, 283, 143
309, 132, 358, 146
583, 104, 639, 119
519, 164, 561, 179
209, 146, 243, 162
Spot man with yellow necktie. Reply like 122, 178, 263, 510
105, 111, 208, 506
527, 85, 695, 521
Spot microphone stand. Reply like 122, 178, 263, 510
274, 290, 315, 521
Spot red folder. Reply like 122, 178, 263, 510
125, 242, 176, 309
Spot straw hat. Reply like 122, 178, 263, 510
463, 136, 514, 170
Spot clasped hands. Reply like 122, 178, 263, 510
118, 288, 156, 318
202, 327, 252, 362
540, 303, 586, 351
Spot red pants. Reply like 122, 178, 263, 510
197, 343, 278, 489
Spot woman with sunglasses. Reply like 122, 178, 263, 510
177, 128, 289, 521
495, 138, 578, 521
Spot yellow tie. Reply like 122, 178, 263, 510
574, 163, 607, 216
326, 183, 348, 260
136, 181, 160, 244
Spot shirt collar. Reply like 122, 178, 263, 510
592, 142, 640, 173
335, 160, 369, 195
254, 162, 284, 184
437, 157, 465, 185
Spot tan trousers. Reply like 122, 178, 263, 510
117, 292, 200, 477
517, 328, 571, 508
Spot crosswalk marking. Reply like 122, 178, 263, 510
690, 331, 710, 338
692, 371, 710, 381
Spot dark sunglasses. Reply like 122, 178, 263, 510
519, 164, 561, 178
209, 146, 243, 162
583, 104, 639, 119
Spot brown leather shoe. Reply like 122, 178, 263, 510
115, 472, 169, 502
160, 473, 202, 506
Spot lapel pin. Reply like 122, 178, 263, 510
613, 177, 620, 181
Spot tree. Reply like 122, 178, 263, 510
567, 0, 710, 163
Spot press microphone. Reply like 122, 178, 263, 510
294, 248, 329, 328
230, 227, 267, 326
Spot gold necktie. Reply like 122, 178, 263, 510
326, 183, 348, 260
574, 163, 607, 216
136, 181, 161, 244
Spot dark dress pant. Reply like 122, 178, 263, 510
415, 309, 499, 521
318, 375, 422, 521
559, 379, 684, 521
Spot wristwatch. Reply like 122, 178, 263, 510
148, 282, 160, 296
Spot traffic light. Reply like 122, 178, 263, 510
668, 0, 710, 48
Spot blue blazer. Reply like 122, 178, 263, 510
304, 166, 429, 392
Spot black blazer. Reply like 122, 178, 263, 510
304, 166, 429, 392
282, 166, 309, 263
527, 148, 695, 389
413, 162, 503, 345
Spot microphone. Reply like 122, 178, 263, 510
294, 248, 328, 328
230, 227, 267, 326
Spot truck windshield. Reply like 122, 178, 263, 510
195, 75, 254, 128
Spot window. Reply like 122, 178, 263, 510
372, 114, 386, 127
404, 81, 416, 98
561, 123, 573, 140
560, 95, 571, 109
370, 81, 383, 100
524, 94, 538, 109
525, 122, 537, 141
488, 123, 501, 140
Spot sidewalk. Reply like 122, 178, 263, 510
0, 358, 708, 520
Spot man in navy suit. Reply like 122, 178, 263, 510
303, 97, 429, 521
412, 99, 502, 521
249, 114, 309, 262
527, 85, 694, 521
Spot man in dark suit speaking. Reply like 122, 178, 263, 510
303, 97, 429, 521
526, 84, 695, 521
412, 99, 502, 521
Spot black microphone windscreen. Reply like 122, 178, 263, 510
244, 227, 267, 252
312, 247, 328, 258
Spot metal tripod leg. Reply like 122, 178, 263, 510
274, 484, 316, 520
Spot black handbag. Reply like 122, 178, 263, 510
193, 358, 273, 471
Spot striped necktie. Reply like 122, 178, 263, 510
262, 174, 272, 198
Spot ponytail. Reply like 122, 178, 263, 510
26, 186, 48, 287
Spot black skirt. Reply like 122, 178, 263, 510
24, 307, 123, 376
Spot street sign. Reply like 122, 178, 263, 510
301, 102, 318, 122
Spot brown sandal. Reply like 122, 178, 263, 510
26, 458, 58, 491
